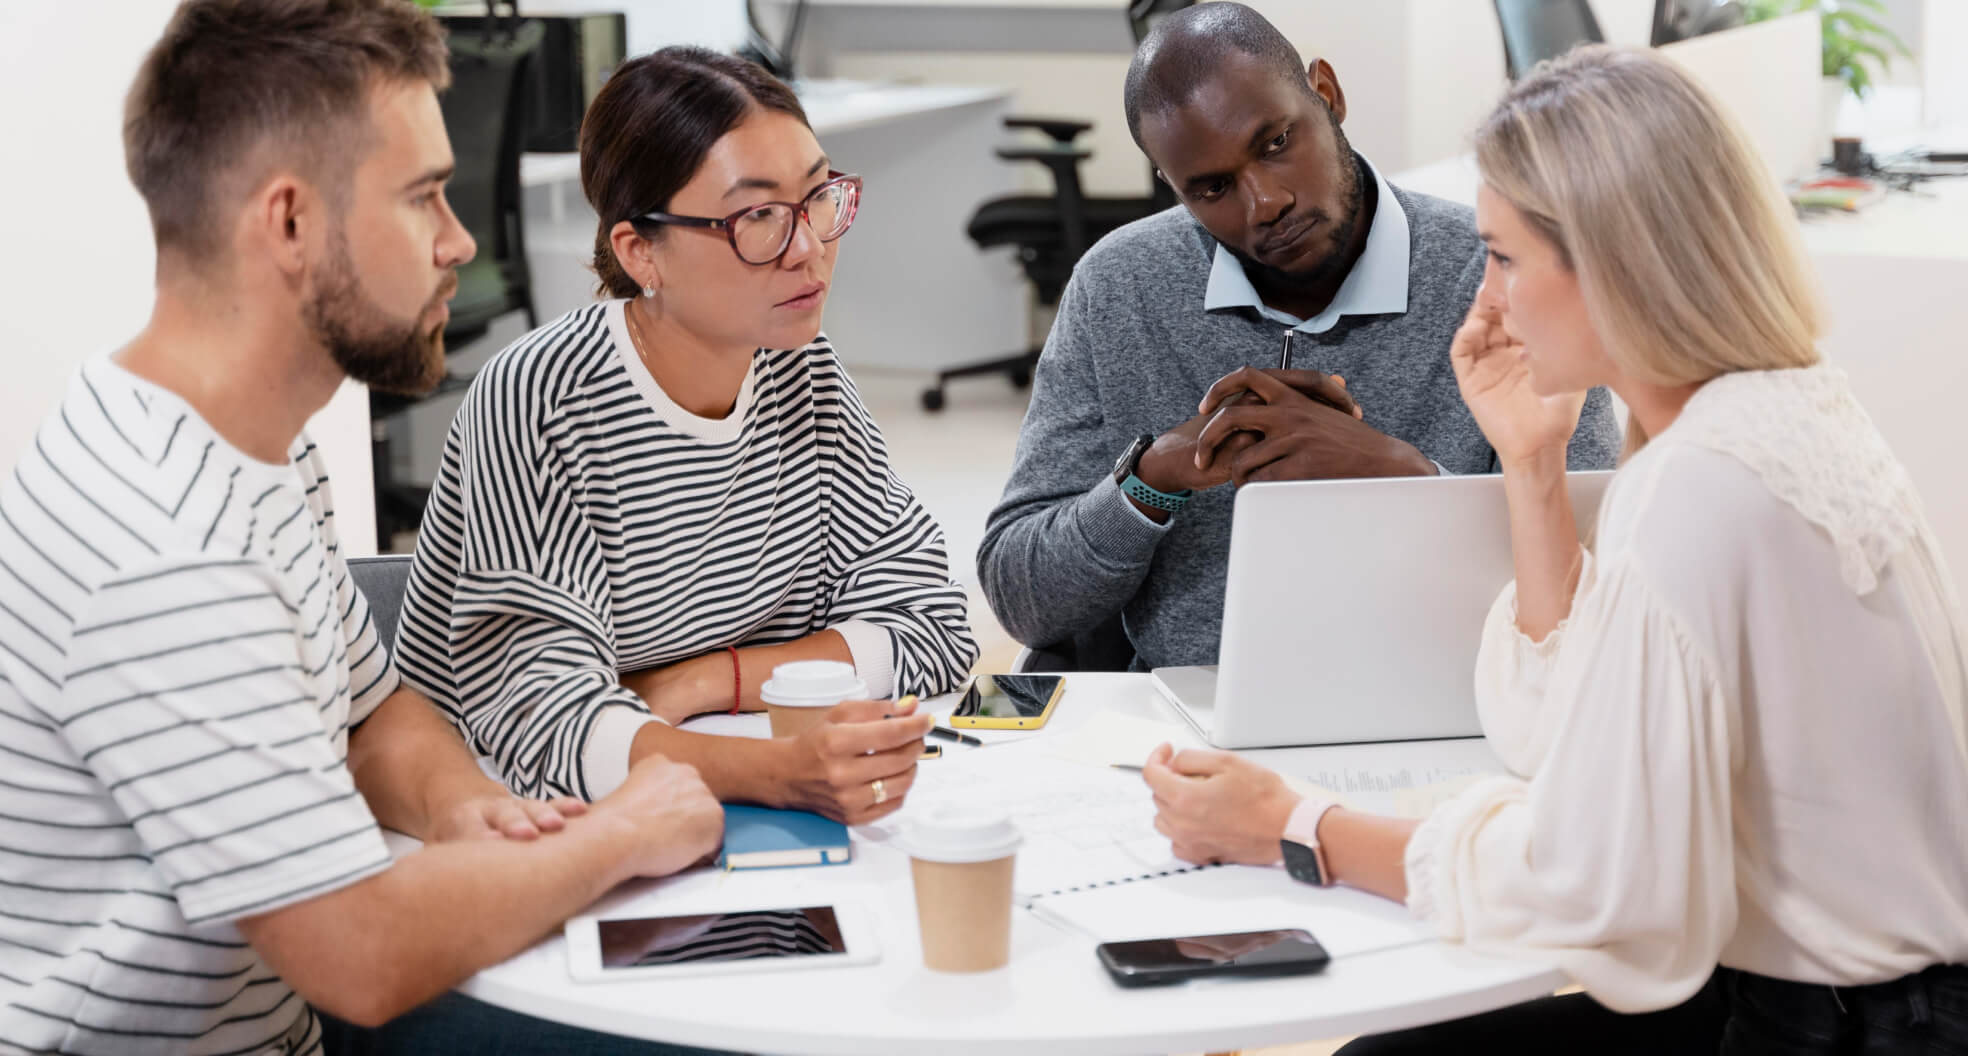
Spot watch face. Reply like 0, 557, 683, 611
1280, 839, 1325, 886
1114, 434, 1152, 484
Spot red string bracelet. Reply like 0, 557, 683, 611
727, 646, 742, 715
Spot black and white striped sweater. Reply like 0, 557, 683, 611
395, 300, 978, 800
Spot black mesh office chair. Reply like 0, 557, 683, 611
1125, 0, 1193, 43
920, 0, 1193, 412
1649, 0, 1746, 45
371, 15, 543, 551
995, 2, 1202, 671
1491, 0, 1604, 81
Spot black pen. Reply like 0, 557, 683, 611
928, 724, 984, 747
882, 699, 984, 747
1279, 329, 1295, 371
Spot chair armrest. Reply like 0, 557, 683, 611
993, 145, 1094, 164
993, 145, 1093, 255
1003, 116, 1094, 143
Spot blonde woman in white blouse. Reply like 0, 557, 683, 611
1144, 45, 1968, 1053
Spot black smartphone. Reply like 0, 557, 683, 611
1096, 928, 1331, 988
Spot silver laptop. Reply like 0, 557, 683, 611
1152, 471, 1613, 749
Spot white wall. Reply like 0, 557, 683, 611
1924, 0, 1968, 126
502, 0, 748, 57
1659, 12, 1822, 180
1393, 2, 1499, 169
0, 0, 386, 555
828, 0, 1654, 195
0, 0, 169, 471
833, 51, 1146, 195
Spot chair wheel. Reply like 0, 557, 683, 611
1010, 368, 1033, 389
920, 387, 946, 412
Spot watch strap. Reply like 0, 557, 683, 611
1120, 473, 1193, 513
1280, 798, 1341, 887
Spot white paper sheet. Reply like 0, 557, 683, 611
871, 744, 1193, 900
1026, 863, 1430, 959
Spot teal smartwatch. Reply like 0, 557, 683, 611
1113, 433, 1193, 513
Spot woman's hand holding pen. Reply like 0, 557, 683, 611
1141, 743, 1300, 866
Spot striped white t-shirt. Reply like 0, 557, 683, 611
395, 301, 978, 800
0, 360, 398, 1055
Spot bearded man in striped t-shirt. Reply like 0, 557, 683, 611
0, 3, 728, 1054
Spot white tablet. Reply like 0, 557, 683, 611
564, 898, 880, 983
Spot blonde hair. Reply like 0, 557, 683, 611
1473, 46, 1823, 457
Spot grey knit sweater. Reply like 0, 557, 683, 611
977, 187, 1621, 669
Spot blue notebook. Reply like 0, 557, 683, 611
717, 805, 853, 870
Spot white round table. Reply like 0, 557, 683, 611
440, 674, 1567, 1055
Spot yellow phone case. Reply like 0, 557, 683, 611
947, 674, 1066, 730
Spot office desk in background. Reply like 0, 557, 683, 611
518, 80, 1027, 375
392, 674, 1564, 1056
800, 0, 1135, 58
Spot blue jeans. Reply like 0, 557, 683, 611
1338, 965, 1968, 1055
319, 992, 737, 1056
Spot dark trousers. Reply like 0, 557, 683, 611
319, 992, 737, 1056
1338, 965, 1968, 1055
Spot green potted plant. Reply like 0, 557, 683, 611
1745, 0, 1911, 160
1746, 0, 1911, 98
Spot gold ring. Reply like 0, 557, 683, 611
871, 778, 888, 805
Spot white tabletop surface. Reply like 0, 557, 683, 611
407, 674, 1565, 1055
520, 80, 1010, 188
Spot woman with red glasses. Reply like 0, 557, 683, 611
394, 47, 978, 823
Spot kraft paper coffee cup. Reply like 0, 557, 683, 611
898, 806, 1022, 972
759, 660, 866, 739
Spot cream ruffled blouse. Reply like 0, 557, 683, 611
1405, 365, 1968, 1012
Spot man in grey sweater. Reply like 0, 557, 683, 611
978, 3, 1620, 670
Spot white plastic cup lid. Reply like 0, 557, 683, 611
759, 660, 867, 709
898, 805, 1022, 864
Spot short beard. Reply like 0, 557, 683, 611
305, 225, 449, 397
1233, 103, 1369, 290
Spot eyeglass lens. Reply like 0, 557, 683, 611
731, 181, 856, 263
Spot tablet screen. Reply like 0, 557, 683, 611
598, 906, 846, 969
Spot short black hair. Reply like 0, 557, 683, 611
1123, 2, 1315, 154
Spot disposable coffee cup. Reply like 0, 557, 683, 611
898, 806, 1022, 972
759, 660, 866, 738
